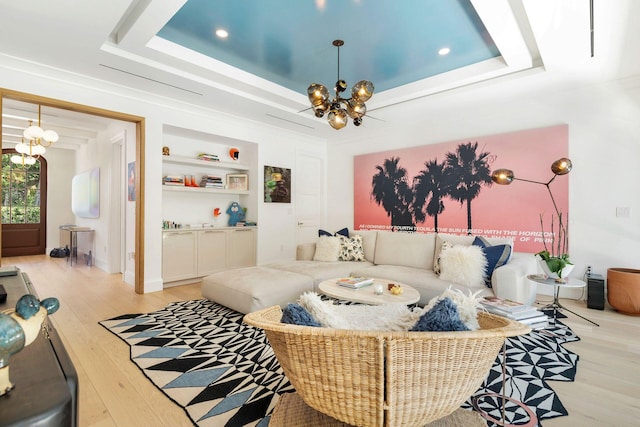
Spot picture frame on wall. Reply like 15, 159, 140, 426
264, 165, 291, 203
226, 173, 248, 191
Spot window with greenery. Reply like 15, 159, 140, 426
2, 153, 42, 224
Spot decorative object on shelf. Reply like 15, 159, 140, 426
226, 201, 246, 226
264, 165, 291, 203
307, 39, 375, 130
491, 158, 573, 281
226, 173, 248, 191
213, 207, 221, 224
0, 294, 60, 396
12, 104, 59, 166
229, 148, 239, 160
162, 146, 170, 156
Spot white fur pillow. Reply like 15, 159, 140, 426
298, 292, 420, 331
438, 245, 487, 288
313, 236, 341, 262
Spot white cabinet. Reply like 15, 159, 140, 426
162, 231, 197, 282
162, 227, 257, 285
197, 229, 227, 276
228, 228, 257, 268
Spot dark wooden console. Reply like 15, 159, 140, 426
0, 267, 78, 427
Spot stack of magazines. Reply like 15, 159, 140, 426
336, 277, 374, 289
480, 296, 548, 329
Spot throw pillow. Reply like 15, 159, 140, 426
281, 303, 321, 327
410, 297, 470, 332
438, 244, 487, 288
318, 227, 349, 238
472, 236, 512, 288
313, 236, 341, 262
297, 292, 420, 331
433, 240, 453, 275
338, 235, 365, 261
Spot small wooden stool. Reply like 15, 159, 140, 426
270, 392, 486, 427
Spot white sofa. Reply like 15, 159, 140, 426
202, 230, 538, 314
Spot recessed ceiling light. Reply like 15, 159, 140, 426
438, 47, 451, 56
215, 29, 229, 38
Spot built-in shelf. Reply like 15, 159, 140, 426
162, 155, 249, 171
162, 185, 250, 195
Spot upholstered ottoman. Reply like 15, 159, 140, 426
201, 266, 313, 314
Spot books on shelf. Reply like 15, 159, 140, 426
163, 175, 185, 186
197, 153, 219, 162
200, 175, 225, 188
336, 277, 374, 289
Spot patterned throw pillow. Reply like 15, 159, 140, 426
472, 236, 512, 288
338, 235, 365, 261
433, 240, 453, 275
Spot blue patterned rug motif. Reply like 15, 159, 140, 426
100, 299, 579, 427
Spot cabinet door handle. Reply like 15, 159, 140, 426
233, 229, 253, 232
203, 230, 223, 234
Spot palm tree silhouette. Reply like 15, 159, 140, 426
371, 157, 415, 231
445, 142, 492, 233
412, 159, 453, 232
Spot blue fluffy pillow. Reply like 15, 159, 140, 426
410, 297, 469, 332
281, 303, 321, 327
318, 227, 349, 238
472, 236, 512, 288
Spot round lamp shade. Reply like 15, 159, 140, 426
551, 158, 572, 175
328, 108, 348, 130
491, 169, 514, 185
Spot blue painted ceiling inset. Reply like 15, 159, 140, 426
157, 0, 500, 95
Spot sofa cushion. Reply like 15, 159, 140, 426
338, 235, 365, 261
472, 236, 512, 287
201, 267, 313, 314
266, 260, 373, 286
434, 233, 515, 267
438, 245, 487, 288
373, 231, 436, 270
313, 236, 341, 261
318, 227, 349, 238
351, 230, 377, 262
433, 240, 453, 275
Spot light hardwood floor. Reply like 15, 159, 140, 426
4, 255, 640, 426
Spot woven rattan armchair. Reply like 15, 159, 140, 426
244, 306, 530, 427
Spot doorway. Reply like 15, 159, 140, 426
0, 89, 147, 293
1, 149, 47, 256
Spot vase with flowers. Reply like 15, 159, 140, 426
536, 212, 573, 282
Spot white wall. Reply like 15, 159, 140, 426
0, 55, 326, 292
326, 74, 640, 296
44, 148, 76, 249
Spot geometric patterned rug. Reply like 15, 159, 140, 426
100, 299, 579, 427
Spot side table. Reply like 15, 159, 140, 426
526, 274, 599, 326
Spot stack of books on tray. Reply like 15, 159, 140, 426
163, 175, 185, 186
480, 296, 548, 329
200, 175, 225, 188
336, 277, 374, 289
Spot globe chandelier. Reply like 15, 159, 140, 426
11, 104, 59, 166
307, 40, 374, 130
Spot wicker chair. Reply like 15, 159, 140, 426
244, 306, 530, 427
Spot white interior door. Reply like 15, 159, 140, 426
295, 151, 324, 245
